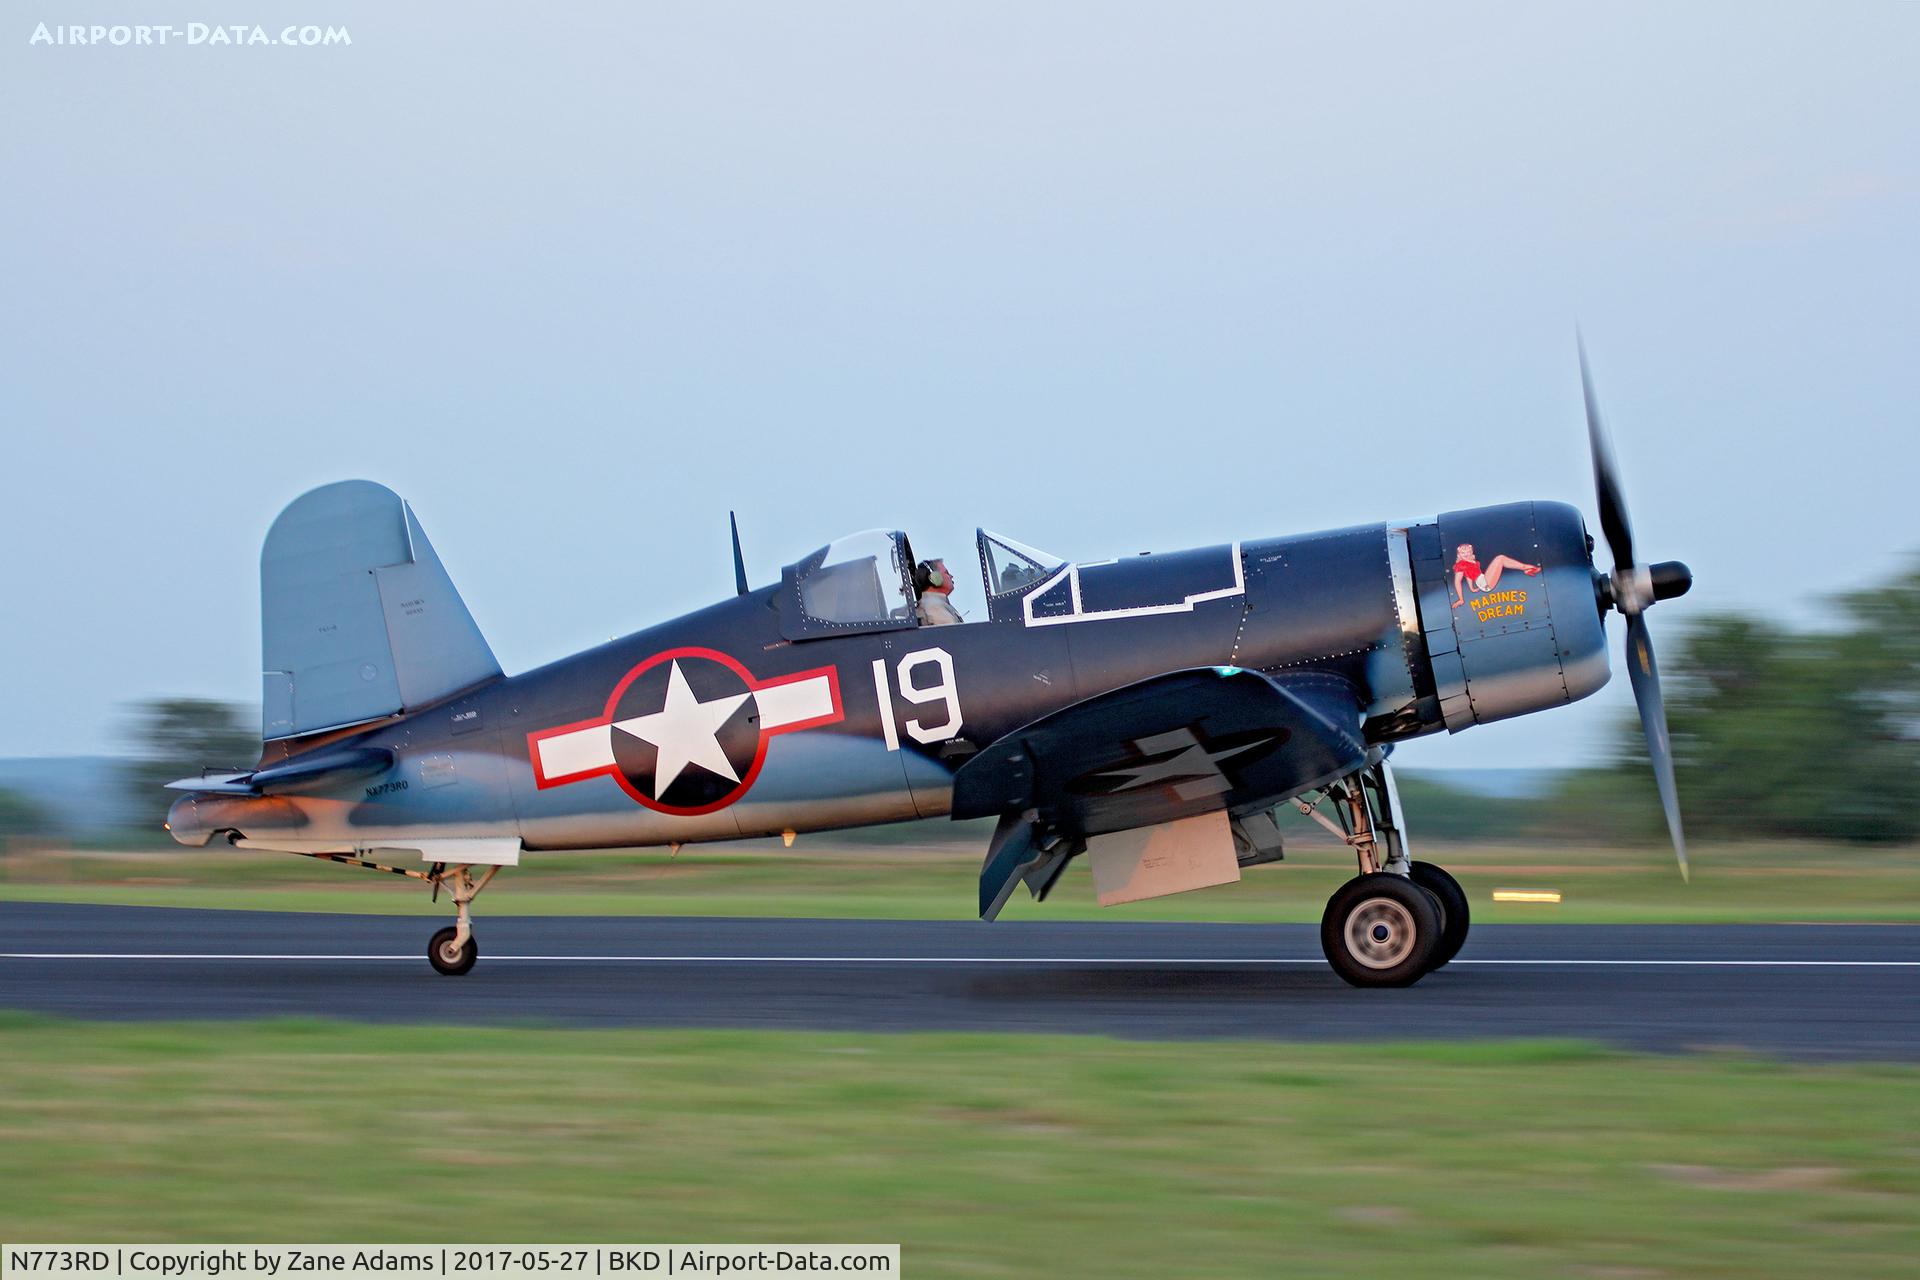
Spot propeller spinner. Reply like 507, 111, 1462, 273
1579, 336, 1694, 879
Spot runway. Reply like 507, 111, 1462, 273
4, 903, 1917, 1059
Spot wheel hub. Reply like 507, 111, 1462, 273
1345, 897, 1417, 969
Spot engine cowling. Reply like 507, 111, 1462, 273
1409, 500, 1609, 729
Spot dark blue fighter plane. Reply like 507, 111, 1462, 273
166, 348, 1691, 985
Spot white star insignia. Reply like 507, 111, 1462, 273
1089, 727, 1271, 801
612, 661, 752, 799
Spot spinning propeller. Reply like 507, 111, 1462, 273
1579, 336, 1694, 879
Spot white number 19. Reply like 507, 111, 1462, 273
871, 647, 963, 749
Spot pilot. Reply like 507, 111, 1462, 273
914, 559, 964, 626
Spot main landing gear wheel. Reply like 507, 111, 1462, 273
1321, 873, 1440, 988
1408, 861, 1470, 971
428, 926, 478, 976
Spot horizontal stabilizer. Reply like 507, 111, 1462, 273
251, 746, 394, 793
167, 746, 395, 796
261, 480, 501, 740
164, 770, 255, 795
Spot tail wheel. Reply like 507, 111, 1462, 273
1408, 861, 1470, 971
1320, 873, 1440, 988
428, 926, 478, 976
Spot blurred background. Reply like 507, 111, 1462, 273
2, 1, 1916, 874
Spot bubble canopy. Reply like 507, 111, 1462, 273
779, 529, 919, 639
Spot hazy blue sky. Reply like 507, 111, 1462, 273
3, 2, 1915, 769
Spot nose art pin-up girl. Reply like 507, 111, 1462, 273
1451, 543, 1541, 608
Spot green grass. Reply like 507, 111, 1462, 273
5, 837, 1919, 923
0, 1019, 1915, 1276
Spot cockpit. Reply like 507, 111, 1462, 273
796, 530, 917, 626
777, 529, 918, 640
776, 527, 1068, 640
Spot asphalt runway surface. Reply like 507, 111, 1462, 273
3, 903, 1917, 1059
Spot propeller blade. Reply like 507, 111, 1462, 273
1579, 334, 1636, 572
1625, 611, 1688, 882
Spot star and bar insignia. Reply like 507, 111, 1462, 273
529, 647, 842, 815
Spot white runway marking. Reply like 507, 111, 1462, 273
3, 953, 1918, 967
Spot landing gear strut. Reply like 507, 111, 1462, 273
1302, 762, 1469, 987
261, 847, 510, 976
427, 863, 500, 977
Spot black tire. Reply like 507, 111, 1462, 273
1409, 861, 1470, 971
428, 926, 478, 976
1320, 873, 1441, 988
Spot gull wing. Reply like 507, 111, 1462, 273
953, 667, 1366, 838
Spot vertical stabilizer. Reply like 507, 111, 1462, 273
261, 480, 501, 740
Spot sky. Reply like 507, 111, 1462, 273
2, 2, 1916, 770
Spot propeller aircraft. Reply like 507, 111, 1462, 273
166, 343, 1691, 986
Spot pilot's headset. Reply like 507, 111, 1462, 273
914, 560, 950, 594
